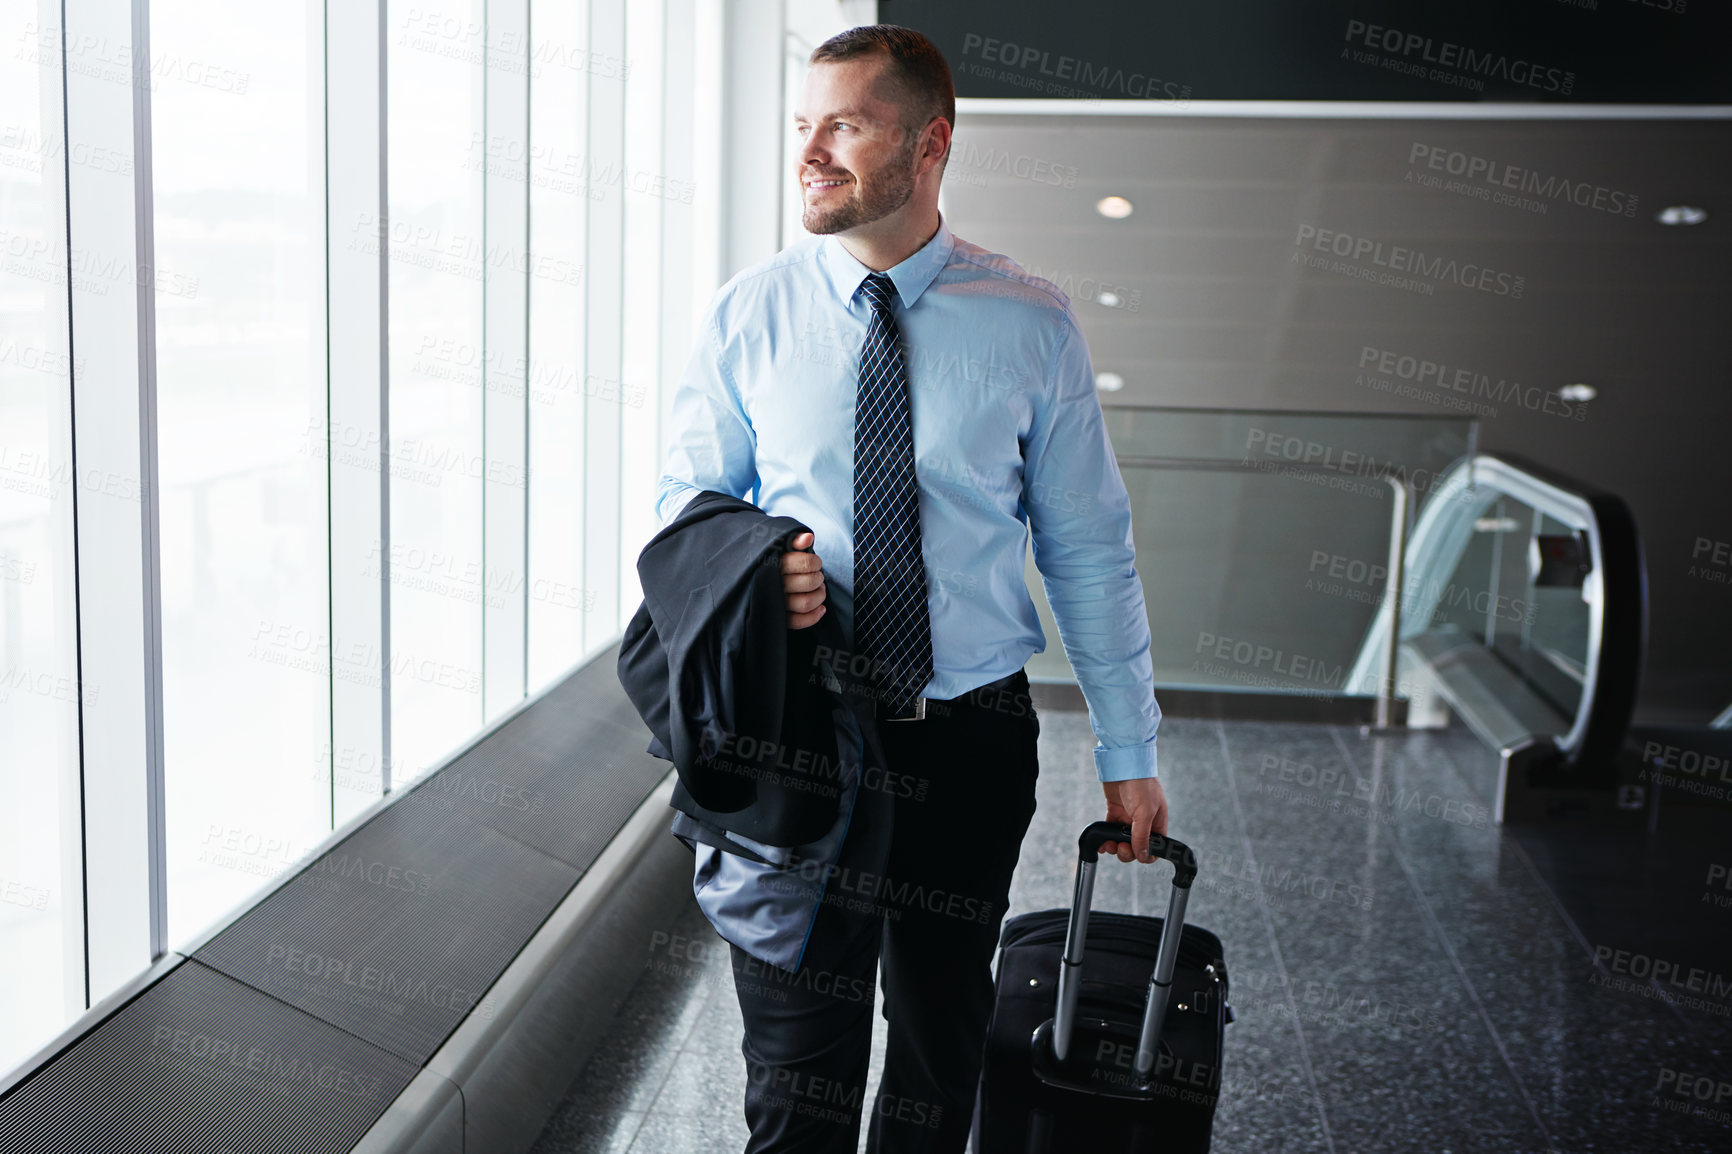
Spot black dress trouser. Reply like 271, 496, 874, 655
728, 671, 1041, 1154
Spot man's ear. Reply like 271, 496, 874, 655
919, 116, 952, 177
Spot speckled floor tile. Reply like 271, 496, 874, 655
532, 713, 1732, 1154
1326, 722, 1732, 1154
530, 902, 728, 1152
528, 1110, 644, 1154
626, 1106, 754, 1152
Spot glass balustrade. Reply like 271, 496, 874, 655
1026, 406, 1476, 702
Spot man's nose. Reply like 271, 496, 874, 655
799, 131, 830, 167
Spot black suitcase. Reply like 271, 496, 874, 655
973, 823, 1231, 1153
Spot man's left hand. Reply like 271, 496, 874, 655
1098, 777, 1169, 864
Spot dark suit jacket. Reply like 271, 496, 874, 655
617, 490, 854, 847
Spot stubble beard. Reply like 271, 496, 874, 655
801, 137, 918, 236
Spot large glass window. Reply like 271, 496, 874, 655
526, 0, 591, 691
617, 0, 666, 625
387, 0, 487, 781
0, 0, 708, 1083
0, 4, 81, 1074
150, 0, 331, 945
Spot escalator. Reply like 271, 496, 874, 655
1341, 454, 1732, 1000
1346, 453, 1650, 823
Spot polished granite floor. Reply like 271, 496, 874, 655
530, 715, 1732, 1153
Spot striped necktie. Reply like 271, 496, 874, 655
852, 272, 933, 717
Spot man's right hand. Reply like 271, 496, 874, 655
783, 531, 827, 629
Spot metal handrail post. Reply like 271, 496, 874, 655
1376, 477, 1410, 729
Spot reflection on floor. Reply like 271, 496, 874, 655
531, 715, 1732, 1153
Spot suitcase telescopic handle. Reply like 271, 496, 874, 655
1051, 823, 1197, 1078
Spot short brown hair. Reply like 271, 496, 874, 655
810, 24, 955, 138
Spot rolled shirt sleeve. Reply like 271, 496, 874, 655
655, 310, 759, 527
1020, 311, 1162, 782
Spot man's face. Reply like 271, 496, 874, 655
794, 58, 924, 236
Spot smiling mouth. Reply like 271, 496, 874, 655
805, 177, 849, 191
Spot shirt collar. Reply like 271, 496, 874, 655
820, 216, 955, 312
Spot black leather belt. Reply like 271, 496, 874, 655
877, 669, 1029, 722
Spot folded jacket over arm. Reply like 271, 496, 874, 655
617, 489, 894, 969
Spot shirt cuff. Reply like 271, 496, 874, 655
1095, 739, 1159, 783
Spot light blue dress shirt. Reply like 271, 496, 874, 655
655, 217, 1161, 781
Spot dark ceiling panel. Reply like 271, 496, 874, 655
881, 0, 1732, 104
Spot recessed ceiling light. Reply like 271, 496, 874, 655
1095, 371, 1125, 392
1097, 290, 1122, 308
1657, 205, 1707, 226
1096, 196, 1133, 220
1558, 383, 1596, 403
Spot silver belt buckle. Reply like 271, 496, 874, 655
884, 696, 927, 722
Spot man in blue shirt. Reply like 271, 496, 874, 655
657, 24, 1165, 1153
